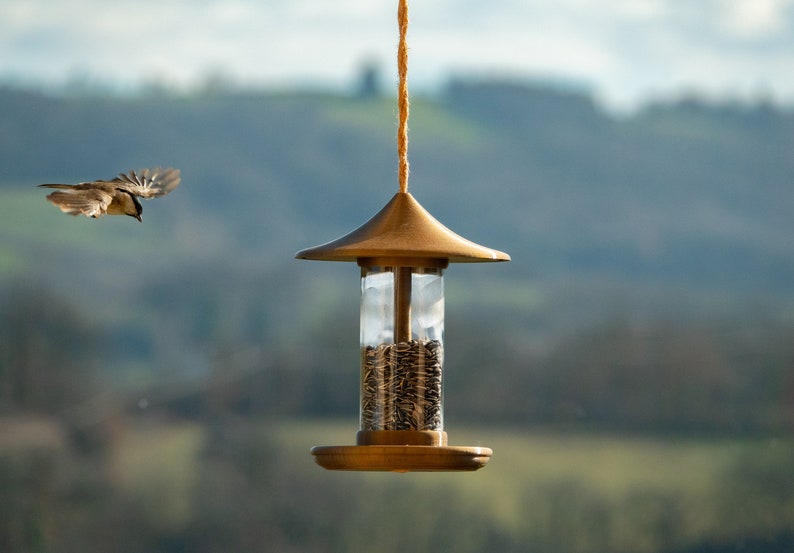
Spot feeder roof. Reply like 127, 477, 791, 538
295, 192, 510, 263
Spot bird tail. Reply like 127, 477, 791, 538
42, 192, 89, 216
38, 184, 75, 189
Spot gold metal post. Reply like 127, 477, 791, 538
394, 266, 412, 343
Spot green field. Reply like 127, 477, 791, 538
105, 419, 794, 553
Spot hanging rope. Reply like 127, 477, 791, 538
397, 0, 410, 194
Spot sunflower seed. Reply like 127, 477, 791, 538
360, 339, 443, 431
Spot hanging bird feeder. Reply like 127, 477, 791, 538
296, 0, 509, 472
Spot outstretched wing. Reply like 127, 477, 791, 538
42, 188, 115, 218
114, 167, 181, 199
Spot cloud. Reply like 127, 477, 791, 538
1, 0, 794, 110
721, 0, 791, 38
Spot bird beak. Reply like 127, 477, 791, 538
135, 214, 142, 222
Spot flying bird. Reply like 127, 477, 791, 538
39, 167, 181, 222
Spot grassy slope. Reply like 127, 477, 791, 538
0, 186, 174, 268
111, 418, 794, 553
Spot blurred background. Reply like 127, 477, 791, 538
1, 1, 794, 552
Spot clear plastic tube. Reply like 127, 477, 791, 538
359, 265, 444, 432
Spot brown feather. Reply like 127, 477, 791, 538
39, 167, 180, 221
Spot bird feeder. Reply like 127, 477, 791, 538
296, 192, 509, 471
295, 0, 509, 471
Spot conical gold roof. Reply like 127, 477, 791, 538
295, 192, 510, 264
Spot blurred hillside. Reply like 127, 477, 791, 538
1, 78, 793, 432
2, 77, 794, 553
3, 79, 794, 291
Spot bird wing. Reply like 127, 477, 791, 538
113, 167, 181, 198
42, 188, 115, 218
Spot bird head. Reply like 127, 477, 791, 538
128, 195, 143, 222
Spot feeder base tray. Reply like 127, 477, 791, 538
310, 445, 492, 472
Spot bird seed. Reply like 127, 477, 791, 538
361, 339, 443, 431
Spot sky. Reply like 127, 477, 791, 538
1, 0, 794, 112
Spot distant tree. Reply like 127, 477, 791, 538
0, 282, 101, 415
354, 61, 382, 100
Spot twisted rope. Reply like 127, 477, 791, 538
397, 0, 410, 194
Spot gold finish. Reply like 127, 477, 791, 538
357, 430, 447, 446
357, 256, 448, 269
298, 191, 508, 471
295, 192, 510, 263
311, 445, 492, 472
394, 266, 413, 342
